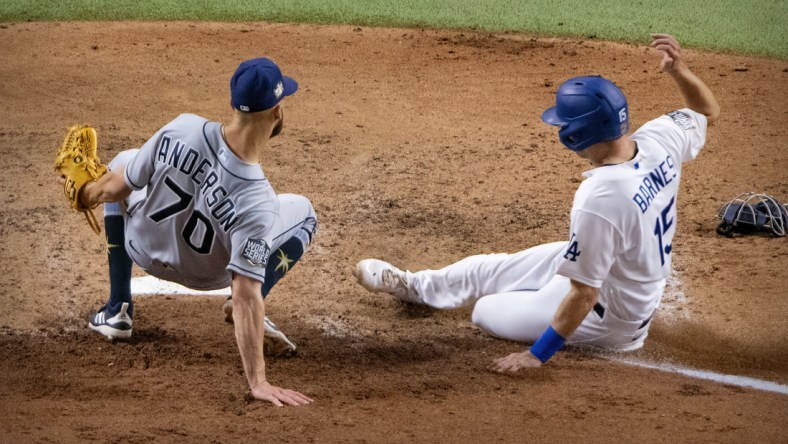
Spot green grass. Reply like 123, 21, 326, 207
1, 0, 786, 58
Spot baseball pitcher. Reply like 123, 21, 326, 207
354, 34, 720, 372
57, 58, 316, 406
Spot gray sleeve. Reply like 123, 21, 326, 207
226, 211, 278, 284
124, 127, 167, 190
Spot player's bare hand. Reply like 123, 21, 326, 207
251, 381, 314, 407
650, 34, 683, 73
489, 350, 542, 374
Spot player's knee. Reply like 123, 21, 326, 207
280, 194, 317, 220
108, 149, 139, 171
302, 196, 317, 221
471, 297, 497, 335
280, 194, 318, 247
472, 296, 537, 342
298, 196, 317, 241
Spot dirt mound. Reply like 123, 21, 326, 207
0, 22, 786, 443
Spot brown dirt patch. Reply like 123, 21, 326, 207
0, 22, 786, 443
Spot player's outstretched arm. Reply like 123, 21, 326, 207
651, 33, 720, 125
490, 280, 598, 373
231, 273, 313, 407
78, 168, 133, 207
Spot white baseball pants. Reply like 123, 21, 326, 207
405, 242, 648, 350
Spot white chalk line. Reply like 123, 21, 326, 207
132, 277, 362, 340
612, 357, 788, 395
132, 277, 786, 395
131, 276, 230, 297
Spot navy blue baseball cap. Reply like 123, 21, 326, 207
230, 57, 298, 113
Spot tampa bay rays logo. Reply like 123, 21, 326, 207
274, 249, 294, 274
564, 233, 581, 262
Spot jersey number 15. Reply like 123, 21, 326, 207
653, 195, 675, 267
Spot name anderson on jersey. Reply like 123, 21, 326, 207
631, 154, 677, 213
157, 136, 239, 231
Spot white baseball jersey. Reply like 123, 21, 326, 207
557, 108, 708, 321
397, 109, 707, 349
122, 113, 279, 290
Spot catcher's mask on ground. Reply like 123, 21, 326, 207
717, 192, 788, 237
541, 75, 629, 151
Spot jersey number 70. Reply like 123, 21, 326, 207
149, 176, 215, 254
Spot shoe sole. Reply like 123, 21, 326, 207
89, 323, 132, 341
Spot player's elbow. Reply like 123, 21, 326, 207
105, 185, 132, 203
704, 102, 720, 126
231, 274, 263, 305
98, 171, 132, 203
569, 280, 599, 310
696, 95, 721, 126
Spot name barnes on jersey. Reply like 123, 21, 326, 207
631, 153, 678, 214
156, 136, 240, 232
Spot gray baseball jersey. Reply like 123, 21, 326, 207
122, 113, 278, 290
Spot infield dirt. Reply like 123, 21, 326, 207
0, 22, 786, 443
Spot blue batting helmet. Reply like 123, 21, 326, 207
541, 76, 629, 151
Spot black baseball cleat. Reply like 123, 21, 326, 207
89, 302, 133, 340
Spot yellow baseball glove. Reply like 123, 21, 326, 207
54, 125, 108, 234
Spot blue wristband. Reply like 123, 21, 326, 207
529, 326, 566, 363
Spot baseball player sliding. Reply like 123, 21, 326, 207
65, 58, 316, 406
354, 34, 720, 372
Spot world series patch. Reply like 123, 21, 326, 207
242, 238, 271, 268
667, 110, 696, 130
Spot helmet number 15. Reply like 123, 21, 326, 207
653, 195, 675, 266
618, 108, 628, 123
